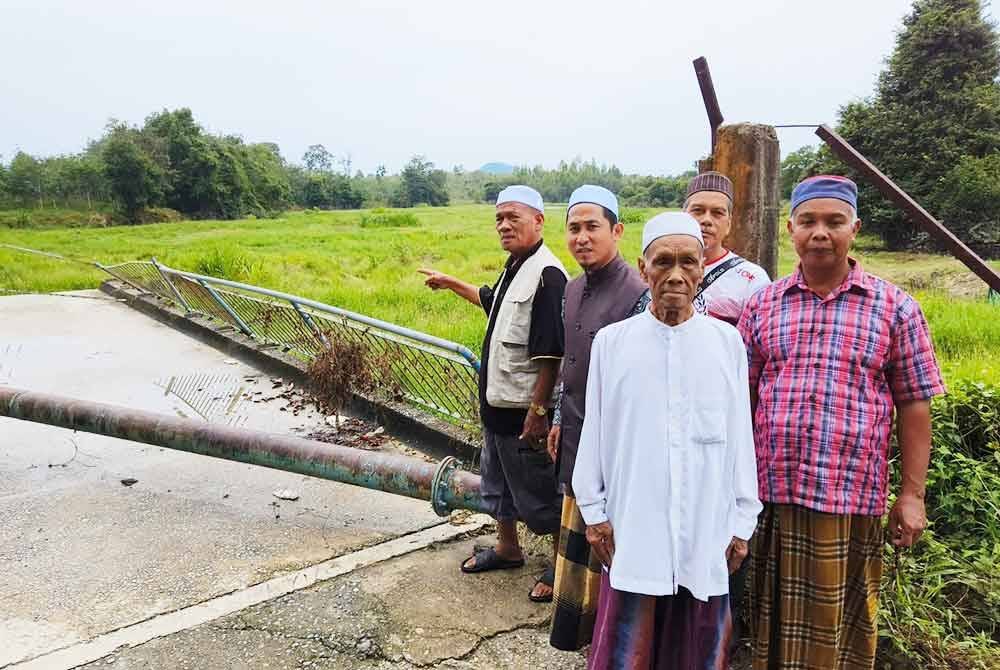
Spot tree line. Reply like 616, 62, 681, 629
2, 0, 996, 255
0, 109, 695, 224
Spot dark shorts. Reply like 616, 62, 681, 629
479, 427, 561, 535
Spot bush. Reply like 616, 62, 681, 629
191, 247, 263, 283
0, 208, 112, 229
619, 208, 647, 226
879, 379, 1000, 668
135, 207, 184, 224
359, 209, 419, 228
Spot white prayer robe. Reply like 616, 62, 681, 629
572, 309, 762, 600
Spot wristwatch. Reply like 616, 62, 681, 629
529, 402, 548, 417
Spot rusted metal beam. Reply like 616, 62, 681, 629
816, 124, 1000, 293
0, 385, 485, 516
693, 57, 724, 158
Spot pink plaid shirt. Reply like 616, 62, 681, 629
737, 260, 945, 515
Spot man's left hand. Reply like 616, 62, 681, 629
888, 492, 927, 547
520, 411, 549, 449
725, 536, 748, 574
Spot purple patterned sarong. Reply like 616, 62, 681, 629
588, 570, 731, 670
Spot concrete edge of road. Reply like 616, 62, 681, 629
5, 516, 495, 670
99, 280, 481, 462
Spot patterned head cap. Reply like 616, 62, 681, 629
685, 171, 734, 203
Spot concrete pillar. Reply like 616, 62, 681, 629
703, 123, 781, 279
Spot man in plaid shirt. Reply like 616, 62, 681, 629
738, 176, 945, 669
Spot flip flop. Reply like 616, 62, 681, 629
460, 547, 525, 574
529, 565, 555, 603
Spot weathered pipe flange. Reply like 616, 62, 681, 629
0, 385, 488, 516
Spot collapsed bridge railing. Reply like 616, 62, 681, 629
97, 258, 481, 427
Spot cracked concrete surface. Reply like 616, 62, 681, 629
77, 537, 588, 669
0, 293, 440, 665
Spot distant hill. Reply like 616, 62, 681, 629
479, 162, 515, 175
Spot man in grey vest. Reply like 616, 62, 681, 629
419, 185, 567, 602
547, 185, 649, 650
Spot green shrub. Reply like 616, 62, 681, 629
880, 379, 1000, 668
619, 208, 647, 226
0, 208, 110, 229
359, 209, 419, 228
136, 207, 184, 224
191, 247, 263, 283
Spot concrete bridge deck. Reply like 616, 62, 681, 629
0, 292, 585, 669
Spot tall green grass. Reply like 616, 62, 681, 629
1, 205, 995, 379
881, 381, 1000, 668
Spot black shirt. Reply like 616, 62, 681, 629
478, 240, 566, 435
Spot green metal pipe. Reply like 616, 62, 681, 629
0, 385, 485, 516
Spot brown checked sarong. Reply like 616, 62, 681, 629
750, 503, 883, 670
550, 494, 604, 651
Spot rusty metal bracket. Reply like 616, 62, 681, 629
693, 56, 724, 158
817, 124, 1000, 293
431, 456, 460, 517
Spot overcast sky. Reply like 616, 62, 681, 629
2, 0, 995, 175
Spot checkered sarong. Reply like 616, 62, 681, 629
550, 494, 603, 651
750, 503, 883, 670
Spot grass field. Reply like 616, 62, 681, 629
2, 204, 1000, 383
3, 204, 1000, 666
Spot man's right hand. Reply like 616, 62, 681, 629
585, 521, 615, 567
546, 424, 560, 463
418, 268, 451, 291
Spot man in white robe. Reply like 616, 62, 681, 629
572, 212, 762, 670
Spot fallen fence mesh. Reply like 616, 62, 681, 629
101, 260, 481, 427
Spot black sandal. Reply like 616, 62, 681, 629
529, 565, 555, 603
460, 547, 525, 574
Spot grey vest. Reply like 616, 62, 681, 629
485, 243, 568, 408
557, 255, 647, 487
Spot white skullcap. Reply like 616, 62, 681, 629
568, 184, 619, 220
641, 212, 704, 253
496, 185, 544, 213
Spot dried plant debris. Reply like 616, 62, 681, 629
302, 416, 390, 451
306, 333, 402, 427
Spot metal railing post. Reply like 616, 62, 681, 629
197, 279, 255, 338
290, 300, 329, 347
151, 257, 193, 313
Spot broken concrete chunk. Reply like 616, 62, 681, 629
272, 488, 300, 501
